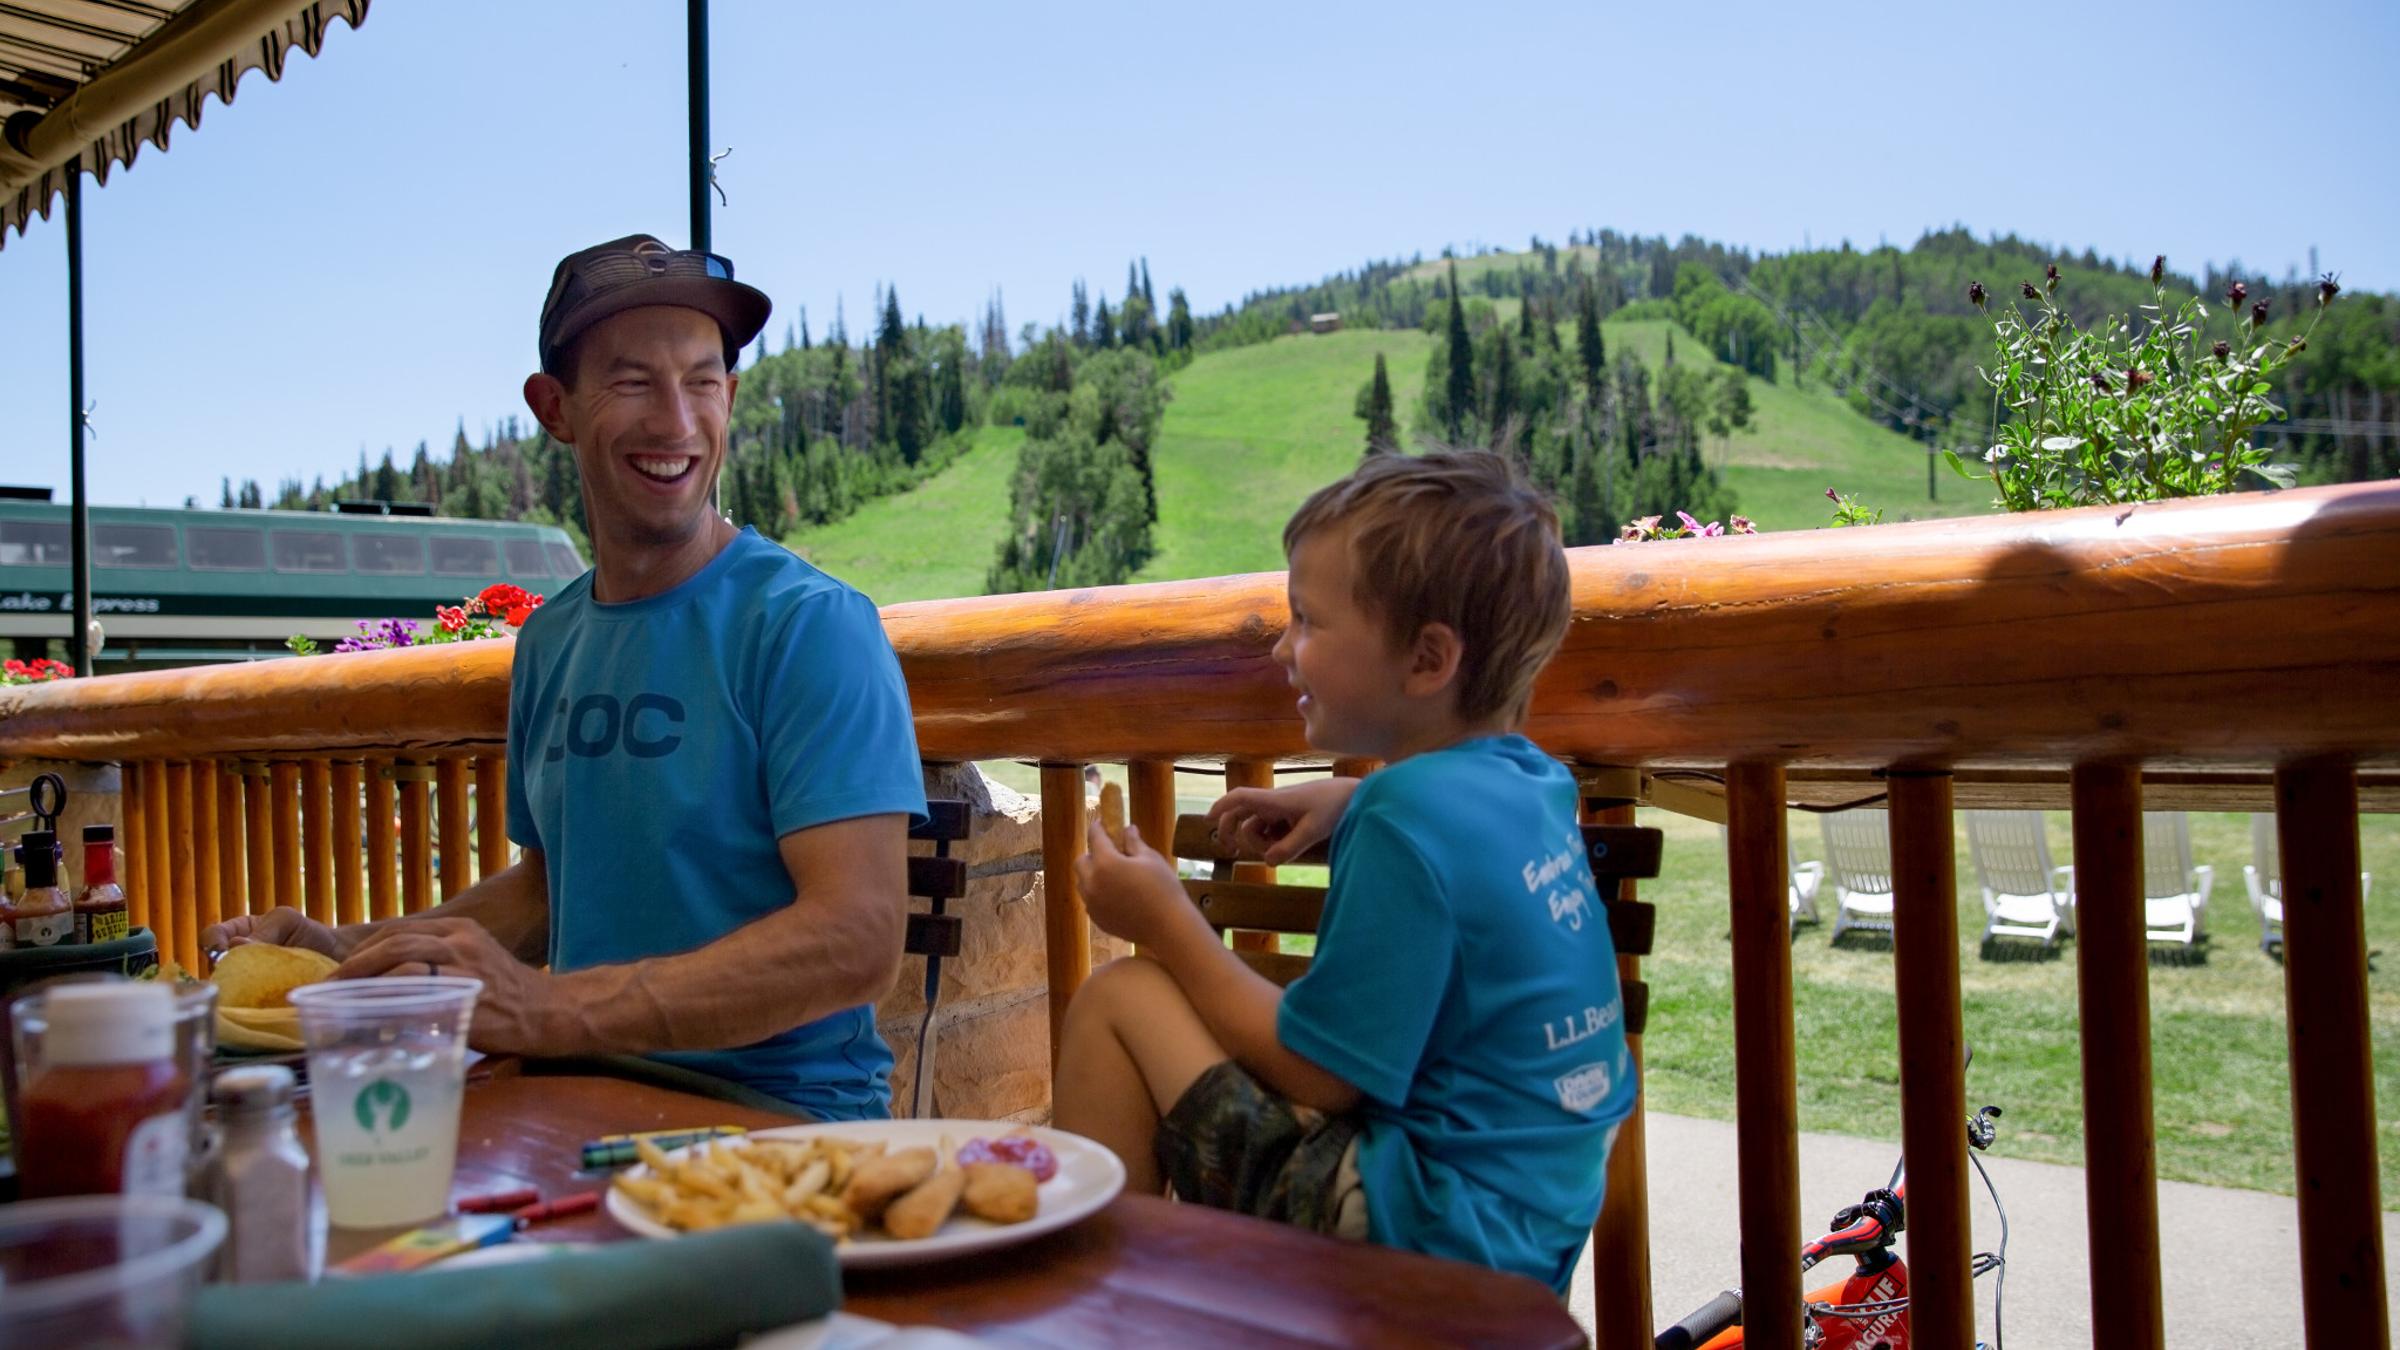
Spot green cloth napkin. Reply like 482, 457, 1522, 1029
186, 1223, 840, 1350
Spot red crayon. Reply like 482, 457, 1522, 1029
514, 1191, 600, 1227
455, 1186, 541, 1214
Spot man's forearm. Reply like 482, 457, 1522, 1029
333, 858, 549, 963
536, 886, 902, 1056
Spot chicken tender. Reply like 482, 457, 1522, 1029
960, 1161, 1039, 1224
840, 1146, 936, 1220
883, 1165, 966, 1240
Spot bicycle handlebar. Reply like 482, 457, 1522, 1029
1655, 1290, 1742, 1350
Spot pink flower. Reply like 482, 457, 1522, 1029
1675, 511, 1704, 534
1699, 521, 1725, 537
1730, 515, 1757, 534
1825, 488, 1840, 502
436, 605, 468, 634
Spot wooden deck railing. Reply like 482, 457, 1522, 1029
4, 480, 2396, 1348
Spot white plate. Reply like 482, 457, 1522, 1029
604, 1118, 1125, 1269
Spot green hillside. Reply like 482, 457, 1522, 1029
782, 426, 1023, 604
1139, 329, 1432, 581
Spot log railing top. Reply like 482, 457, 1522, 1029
3, 481, 2396, 770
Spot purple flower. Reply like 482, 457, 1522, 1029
2021, 281, 2040, 301
1825, 488, 1840, 501
1676, 510, 1704, 534
2149, 255, 2166, 287
1967, 281, 1987, 309
1730, 515, 1757, 534
1699, 521, 1725, 537
2251, 299, 2271, 329
2318, 273, 2341, 308
2226, 281, 2248, 307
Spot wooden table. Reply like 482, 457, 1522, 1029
325, 1066, 1587, 1349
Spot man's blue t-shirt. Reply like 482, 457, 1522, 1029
1277, 735, 1637, 1293
505, 528, 927, 1119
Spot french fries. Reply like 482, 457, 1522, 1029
612, 1134, 1041, 1243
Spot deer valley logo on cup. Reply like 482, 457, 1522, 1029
354, 1078, 413, 1136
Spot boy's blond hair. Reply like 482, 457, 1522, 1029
1283, 450, 1572, 724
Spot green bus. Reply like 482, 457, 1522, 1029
0, 496, 584, 671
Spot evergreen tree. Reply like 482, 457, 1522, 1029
878, 286, 908, 356
1360, 353, 1398, 455
1443, 261, 1473, 440
1139, 258, 1156, 313
800, 309, 812, 350
410, 441, 437, 502
1071, 280, 1090, 348
238, 479, 264, 509
1576, 282, 1605, 400
372, 450, 401, 504
1665, 331, 1676, 366
1167, 288, 1194, 351
1570, 427, 1606, 545
540, 438, 575, 520
1487, 334, 1518, 444
1094, 296, 1116, 349
354, 449, 371, 497
220, 478, 235, 510
1517, 295, 1534, 346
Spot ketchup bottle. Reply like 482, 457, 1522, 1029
18, 982, 191, 1198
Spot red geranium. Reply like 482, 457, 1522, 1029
436, 605, 468, 634
504, 594, 544, 627
478, 583, 531, 614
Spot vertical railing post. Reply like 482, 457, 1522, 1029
1126, 760, 1176, 857
436, 760, 470, 901
396, 762, 433, 915
365, 758, 397, 922
192, 761, 222, 953
164, 761, 197, 973
331, 760, 364, 928
473, 755, 509, 882
1038, 764, 1092, 1072
301, 760, 332, 923
140, 761, 171, 957
1889, 772, 1972, 1348
2071, 764, 2165, 1349
212, 762, 244, 922
240, 761, 274, 916
2276, 760, 2388, 1348
1725, 762, 1801, 1350
269, 763, 302, 926
1225, 759, 1277, 952
1585, 796, 1653, 1347
121, 759, 150, 933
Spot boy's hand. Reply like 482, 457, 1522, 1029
1205, 776, 1361, 866
1076, 816, 1193, 949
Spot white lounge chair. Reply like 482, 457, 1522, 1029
1819, 810, 1896, 944
2141, 812, 2213, 948
1964, 810, 2074, 951
2244, 813, 2375, 956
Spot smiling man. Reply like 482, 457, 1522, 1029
203, 236, 926, 1119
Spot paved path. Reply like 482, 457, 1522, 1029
1568, 1111, 2400, 1347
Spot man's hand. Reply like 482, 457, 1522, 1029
1076, 817, 1197, 950
199, 907, 342, 961
335, 917, 574, 1056
1204, 776, 1360, 866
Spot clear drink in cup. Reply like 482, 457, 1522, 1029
288, 976, 480, 1229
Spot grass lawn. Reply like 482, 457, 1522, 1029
1138, 329, 1432, 582
1639, 806, 2400, 1206
780, 426, 1024, 604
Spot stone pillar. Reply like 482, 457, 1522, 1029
879, 764, 1128, 1122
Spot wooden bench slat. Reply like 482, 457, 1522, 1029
1582, 824, 1663, 880
1171, 816, 1331, 868
1182, 879, 1326, 934
1235, 949, 1314, 987
910, 799, 973, 843
908, 854, 968, 902
905, 911, 964, 959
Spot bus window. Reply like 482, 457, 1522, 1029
431, 535, 498, 577
353, 534, 426, 575
187, 525, 267, 571
272, 530, 347, 573
545, 542, 585, 577
0, 519, 69, 566
504, 538, 548, 577
94, 523, 178, 568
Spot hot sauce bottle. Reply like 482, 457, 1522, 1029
18, 981, 191, 1197
2, 830, 74, 949
75, 824, 129, 945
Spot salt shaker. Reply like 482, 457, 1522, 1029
208, 1064, 314, 1283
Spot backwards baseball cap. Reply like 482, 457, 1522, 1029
537, 234, 772, 379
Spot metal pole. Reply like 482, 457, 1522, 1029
686, 0, 709, 255
66, 155, 93, 677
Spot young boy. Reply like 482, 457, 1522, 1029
1057, 450, 1634, 1295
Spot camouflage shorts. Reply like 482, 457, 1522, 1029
1155, 1060, 1370, 1240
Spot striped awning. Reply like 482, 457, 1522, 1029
0, 0, 369, 248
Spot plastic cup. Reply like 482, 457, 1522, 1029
8, 976, 217, 1186
288, 977, 480, 1230
0, 1194, 227, 1350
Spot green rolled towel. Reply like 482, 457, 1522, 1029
187, 1223, 840, 1350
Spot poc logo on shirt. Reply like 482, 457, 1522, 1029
544, 693, 687, 762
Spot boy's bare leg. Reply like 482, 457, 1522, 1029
1055, 955, 1231, 1195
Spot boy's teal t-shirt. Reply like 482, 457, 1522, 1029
505, 528, 928, 1119
1277, 735, 1636, 1293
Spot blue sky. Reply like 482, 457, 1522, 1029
4, 0, 2396, 508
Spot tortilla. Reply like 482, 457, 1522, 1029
211, 943, 338, 1010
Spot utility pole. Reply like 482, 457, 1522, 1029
65, 156, 93, 676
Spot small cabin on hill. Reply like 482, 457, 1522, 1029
1309, 312, 1343, 334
